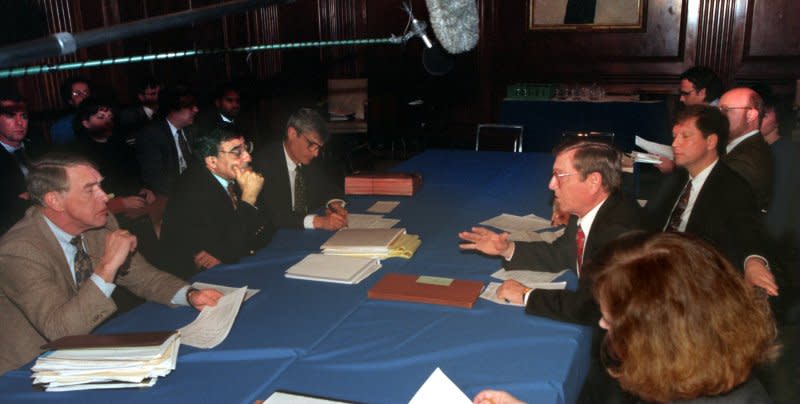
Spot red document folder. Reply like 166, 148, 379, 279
368, 273, 484, 309
345, 172, 422, 196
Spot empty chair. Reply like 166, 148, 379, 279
561, 130, 615, 145
476, 124, 524, 152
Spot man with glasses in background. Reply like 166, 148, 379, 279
253, 108, 348, 231
159, 127, 271, 279
50, 77, 91, 146
458, 140, 643, 402
718, 87, 774, 212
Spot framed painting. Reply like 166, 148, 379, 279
529, 0, 646, 31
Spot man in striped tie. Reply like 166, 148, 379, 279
0, 153, 222, 375
645, 104, 777, 296
159, 127, 271, 279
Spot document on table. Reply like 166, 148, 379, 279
346, 213, 401, 229
366, 200, 400, 214
635, 135, 673, 159
408, 367, 471, 404
263, 391, 352, 403
480, 213, 551, 232
178, 286, 246, 349
480, 281, 567, 306
192, 282, 259, 301
492, 268, 568, 284
506, 227, 564, 243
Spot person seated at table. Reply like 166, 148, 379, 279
159, 127, 272, 279
459, 140, 642, 322
473, 232, 779, 404
0, 153, 222, 375
459, 139, 642, 402
252, 108, 348, 231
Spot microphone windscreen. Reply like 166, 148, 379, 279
425, 0, 479, 54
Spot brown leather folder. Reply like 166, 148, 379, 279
345, 172, 422, 196
367, 273, 484, 309
41, 330, 177, 350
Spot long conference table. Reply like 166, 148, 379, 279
0, 150, 592, 404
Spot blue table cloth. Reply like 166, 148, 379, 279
0, 150, 592, 404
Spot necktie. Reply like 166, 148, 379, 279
575, 226, 585, 277
70, 236, 93, 287
177, 129, 191, 173
294, 165, 307, 215
666, 180, 692, 231
227, 182, 239, 210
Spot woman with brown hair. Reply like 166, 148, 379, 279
474, 231, 779, 404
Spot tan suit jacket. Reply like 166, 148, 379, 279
0, 207, 187, 375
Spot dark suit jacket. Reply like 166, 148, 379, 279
504, 192, 643, 325
645, 161, 767, 268
723, 132, 773, 212
0, 148, 30, 236
159, 163, 272, 279
135, 119, 193, 196
0, 208, 186, 374
252, 141, 344, 229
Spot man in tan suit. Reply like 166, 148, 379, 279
0, 153, 222, 375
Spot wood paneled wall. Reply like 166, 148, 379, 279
3, 0, 798, 136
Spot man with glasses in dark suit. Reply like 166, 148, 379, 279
253, 108, 347, 231
159, 127, 271, 279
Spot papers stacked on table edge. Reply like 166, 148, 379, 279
320, 228, 421, 259
286, 254, 382, 285
32, 331, 180, 392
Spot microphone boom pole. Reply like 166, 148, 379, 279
0, 0, 294, 69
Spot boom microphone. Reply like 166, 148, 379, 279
425, 0, 479, 54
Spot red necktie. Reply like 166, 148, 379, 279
576, 226, 585, 277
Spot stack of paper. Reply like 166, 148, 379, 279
345, 172, 422, 196
32, 331, 180, 392
285, 254, 382, 284
321, 228, 421, 259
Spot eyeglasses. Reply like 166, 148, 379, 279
551, 171, 578, 185
719, 106, 753, 114
220, 141, 253, 158
71, 90, 90, 97
301, 133, 324, 152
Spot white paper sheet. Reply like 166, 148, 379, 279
492, 268, 568, 284
192, 282, 259, 301
480, 213, 551, 232
178, 286, 246, 349
635, 135, 673, 159
346, 213, 400, 229
366, 200, 401, 214
263, 391, 350, 403
408, 367, 471, 404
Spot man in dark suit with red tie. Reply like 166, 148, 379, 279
459, 140, 643, 403
459, 140, 642, 323
159, 127, 272, 279
0, 90, 35, 235
135, 85, 198, 196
